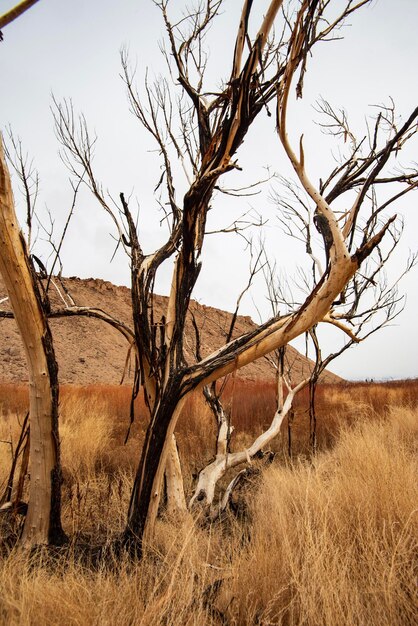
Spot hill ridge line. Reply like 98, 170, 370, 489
0, 275, 342, 385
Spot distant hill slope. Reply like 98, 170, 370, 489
0, 275, 342, 385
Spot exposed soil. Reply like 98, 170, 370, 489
0, 275, 342, 385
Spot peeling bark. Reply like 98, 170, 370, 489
164, 434, 187, 516
0, 137, 65, 547
124, 391, 187, 548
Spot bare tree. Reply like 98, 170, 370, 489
2, 1, 417, 556
0, 136, 66, 547
50, 0, 418, 555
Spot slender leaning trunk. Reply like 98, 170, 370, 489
0, 139, 65, 547
124, 387, 186, 551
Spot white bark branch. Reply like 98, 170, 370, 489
322, 312, 361, 342
164, 434, 187, 515
189, 377, 309, 512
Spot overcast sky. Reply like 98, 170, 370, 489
0, 0, 417, 380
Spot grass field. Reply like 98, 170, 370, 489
0, 380, 417, 624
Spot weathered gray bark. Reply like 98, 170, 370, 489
0, 137, 65, 547
164, 434, 187, 516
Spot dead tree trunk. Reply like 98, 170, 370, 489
164, 434, 187, 516
0, 138, 65, 547
124, 389, 187, 548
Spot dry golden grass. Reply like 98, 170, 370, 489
230, 405, 418, 625
0, 382, 417, 624
60, 394, 112, 478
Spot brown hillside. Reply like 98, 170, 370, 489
0, 275, 341, 385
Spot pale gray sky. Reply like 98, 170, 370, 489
1, 0, 417, 380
